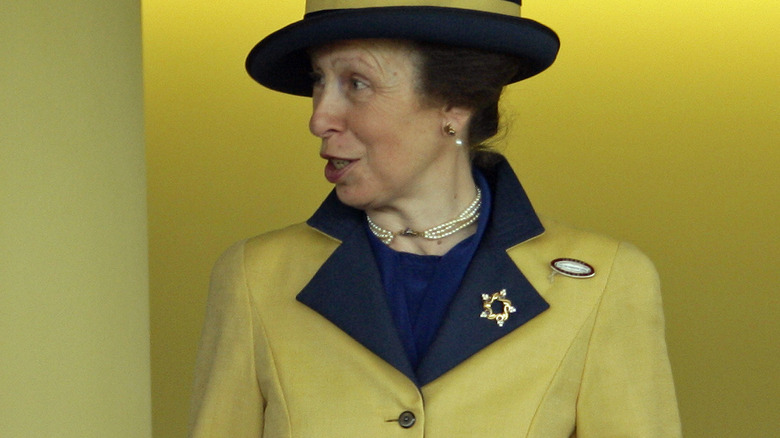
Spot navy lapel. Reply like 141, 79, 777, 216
297, 155, 549, 387
296, 192, 417, 383
417, 155, 549, 386
416, 244, 549, 386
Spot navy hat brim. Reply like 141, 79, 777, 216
246, 7, 560, 96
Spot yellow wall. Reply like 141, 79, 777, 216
144, 1, 778, 436
1, 1, 151, 437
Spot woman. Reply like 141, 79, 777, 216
189, 1, 682, 437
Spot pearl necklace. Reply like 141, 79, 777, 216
366, 188, 482, 245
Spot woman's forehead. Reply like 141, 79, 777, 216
310, 39, 418, 69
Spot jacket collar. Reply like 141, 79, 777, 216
297, 154, 548, 386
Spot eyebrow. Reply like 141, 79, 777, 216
311, 50, 384, 76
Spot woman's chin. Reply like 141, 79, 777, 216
334, 185, 373, 211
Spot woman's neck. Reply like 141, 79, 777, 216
366, 170, 480, 256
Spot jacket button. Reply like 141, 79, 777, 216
397, 411, 416, 428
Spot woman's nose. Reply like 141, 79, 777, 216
309, 86, 344, 138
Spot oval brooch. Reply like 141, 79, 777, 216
550, 258, 595, 279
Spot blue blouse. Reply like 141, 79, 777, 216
367, 171, 492, 370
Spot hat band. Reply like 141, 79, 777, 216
305, 0, 521, 18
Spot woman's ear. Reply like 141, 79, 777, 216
442, 105, 473, 133
441, 106, 473, 147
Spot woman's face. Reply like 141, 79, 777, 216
309, 39, 468, 212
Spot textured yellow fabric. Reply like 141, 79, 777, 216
189, 218, 681, 437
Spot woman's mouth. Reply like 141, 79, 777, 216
331, 159, 351, 170
324, 158, 355, 183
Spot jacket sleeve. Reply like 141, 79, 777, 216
576, 242, 682, 437
189, 240, 264, 437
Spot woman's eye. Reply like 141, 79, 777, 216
351, 78, 368, 90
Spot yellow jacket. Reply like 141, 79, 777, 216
189, 157, 681, 437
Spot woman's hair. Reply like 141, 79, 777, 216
412, 41, 525, 157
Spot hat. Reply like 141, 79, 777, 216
246, 0, 560, 96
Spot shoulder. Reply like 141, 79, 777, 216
536, 216, 619, 251
215, 222, 340, 266
250, 221, 338, 246
537, 216, 654, 269
507, 216, 658, 293
537, 217, 662, 305
210, 223, 341, 298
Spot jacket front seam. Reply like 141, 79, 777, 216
243, 241, 294, 437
